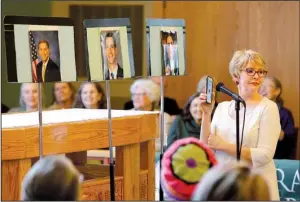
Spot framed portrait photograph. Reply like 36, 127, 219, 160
146, 19, 186, 77
3, 16, 77, 83
29, 31, 61, 82
83, 18, 135, 81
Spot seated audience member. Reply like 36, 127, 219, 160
196, 75, 218, 117
124, 77, 182, 116
1, 103, 10, 113
260, 76, 297, 159
21, 155, 83, 201
9, 83, 43, 113
191, 162, 271, 201
167, 93, 202, 148
48, 82, 76, 110
73, 82, 106, 109
130, 79, 173, 154
157, 137, 217, 201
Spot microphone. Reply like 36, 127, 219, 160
216, 82, 246, 105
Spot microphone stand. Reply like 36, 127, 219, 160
235, 100, 241, 161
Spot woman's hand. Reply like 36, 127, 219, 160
198, 93, 215, 115
208, 134, 228, 150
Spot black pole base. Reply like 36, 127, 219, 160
109, 162, 115, 201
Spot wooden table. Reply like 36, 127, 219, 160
2, 109, 158, 200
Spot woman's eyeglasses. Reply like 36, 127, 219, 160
243, 68, 268, 77
131, 93, 146, 97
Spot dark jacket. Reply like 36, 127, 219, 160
167, 115, 201, 148
1, 104, 10, 113
124, 97, 182, 116
105, 64, 123, 80
36, 58, 61, 82
274, 105, 297, 159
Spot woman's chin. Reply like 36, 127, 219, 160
246, 85, 260, 93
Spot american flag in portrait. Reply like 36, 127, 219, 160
29, 31, 38, 82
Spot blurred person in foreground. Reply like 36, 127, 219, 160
192, 162, 271, 201
156, 137, 217, 200
21, 155, 83, 201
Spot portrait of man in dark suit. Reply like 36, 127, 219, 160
36, 40, 61, 82
103, 32, 123, 80
162, 31, 179, 76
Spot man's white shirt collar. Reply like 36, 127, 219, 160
108, 64, 118, 79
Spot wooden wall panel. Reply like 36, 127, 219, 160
51, 1, 299, 127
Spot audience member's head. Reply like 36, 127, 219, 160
191, 162, 270, 201
21, 155, 83, 201
51, 82, 75, 108
259, 76, 283, 106
229, 49, 267, 86
130, 79, 160, 111
19, 83, 40, 112
161, 137, 217, 200
183, 93, 202, 125
73, 82, 106, 109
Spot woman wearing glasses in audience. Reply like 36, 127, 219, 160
130, 79, 173, 159
48, 82, 76, 110
9, 83, 44, 113
199, 50, 281, 200
73, 82, 106, 109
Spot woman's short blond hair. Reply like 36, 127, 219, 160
229, 49, 266, 78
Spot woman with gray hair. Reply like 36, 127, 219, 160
8, 83, 45, 113
199, 49, 281, 200
130, 79, 172, 154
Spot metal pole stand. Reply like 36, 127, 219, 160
38, 83, 43, 159
106, 80, 115, 201
159, 76, 165, 201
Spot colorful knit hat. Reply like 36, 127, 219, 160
160, 137, 217, 200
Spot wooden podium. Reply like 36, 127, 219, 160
2, 109, 158, 200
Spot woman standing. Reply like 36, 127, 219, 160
199, 50, 281, 200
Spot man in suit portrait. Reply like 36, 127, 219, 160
104, 32, 123, 80
164, 33, 179, 76
36, 40, 61, 82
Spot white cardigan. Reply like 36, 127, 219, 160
211, 97, 281, 200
